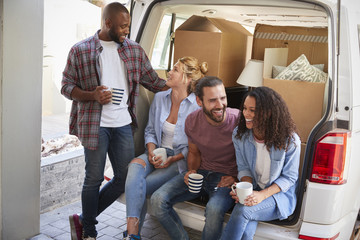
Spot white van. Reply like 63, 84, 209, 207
107, 0, 360, 239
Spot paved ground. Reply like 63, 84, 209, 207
30, 200, 202, 240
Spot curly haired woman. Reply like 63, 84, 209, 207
221, 86, 301, 240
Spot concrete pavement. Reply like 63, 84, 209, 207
30, 200, 201, 240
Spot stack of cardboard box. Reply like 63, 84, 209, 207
252, 24, 328, 168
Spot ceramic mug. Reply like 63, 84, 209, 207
232, 182, 253, 204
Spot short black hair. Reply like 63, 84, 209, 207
195, 76, 223, 100
102, 2, 129, 22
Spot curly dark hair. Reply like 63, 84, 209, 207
235, 86, 298, 151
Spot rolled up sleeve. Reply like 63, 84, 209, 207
144, 96, 158, 147
139, 50, 166, 93
232, 130, 253, 182
274, 134, 301, 192
61, 48, 78, 100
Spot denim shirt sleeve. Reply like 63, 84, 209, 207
233, 128, 253, 182
144, 93, 160, 147
145, 91, 198, 161
273, 133, 301, 192
173, 94, 199, 160
178, 143, 188, 160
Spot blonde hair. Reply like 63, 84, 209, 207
177, 56, 208, 94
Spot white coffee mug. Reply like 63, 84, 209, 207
152, 148, 167, 164
232, 182, 253, 204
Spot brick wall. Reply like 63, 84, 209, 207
40, 155, 85, 213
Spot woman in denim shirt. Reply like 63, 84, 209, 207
221, 87, 301, 240
123, 56, 208, 240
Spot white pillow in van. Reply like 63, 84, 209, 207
275, 54, 327, 83
272, 63, 324, 78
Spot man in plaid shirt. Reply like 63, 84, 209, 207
61, 3, 166, 240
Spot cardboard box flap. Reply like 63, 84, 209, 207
208, 18, 252, 35
263, 48, 289, 78
177, 15, 221, 32
177, 15, 252, 35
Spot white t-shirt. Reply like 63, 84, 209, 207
99, 40, 132, 127
161, 121, 176, 150
255, 139, 271, 189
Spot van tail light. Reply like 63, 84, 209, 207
299, 232, 340, 240
310, 132, 348, 185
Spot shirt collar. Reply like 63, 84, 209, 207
165, 89, 197, 104
94, 30, 127, 50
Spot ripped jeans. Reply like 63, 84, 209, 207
124, 148, 179, 232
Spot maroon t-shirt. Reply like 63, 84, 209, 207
185, 108, 239, 177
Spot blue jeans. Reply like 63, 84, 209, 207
81, 126, 135, 237
220, 196, 278, 240
151, 170, 235, 240
125, 148, 179, 232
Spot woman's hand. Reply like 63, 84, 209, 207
244, 191, 266, 206
153, 153, 183, 169
230, 189, 240, 203
147, 143, 157, 166
149, 154, 163, 168
155, 156, 173, 169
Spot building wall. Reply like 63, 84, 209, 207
1, 0, 43, 239
42, 0, 101, 116
40, 154, 85, 213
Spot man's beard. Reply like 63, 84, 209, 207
108, 28, 122, 44
202, 105, 226, 123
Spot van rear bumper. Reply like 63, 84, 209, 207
299, 210, 357, 240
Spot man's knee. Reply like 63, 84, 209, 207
83, 173, 105, 188
205, 202, 226, 218
150, 190, 169, 213
150, 191, 162, 208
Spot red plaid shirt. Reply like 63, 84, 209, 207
61, 31, 166, 150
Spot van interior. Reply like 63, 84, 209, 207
131, 0, 331, 227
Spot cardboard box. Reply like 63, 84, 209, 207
252, 24, 328, 72
173, 15, 252, 87
264, 78, 325, 143
262, 48, 326, 143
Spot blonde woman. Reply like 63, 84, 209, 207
123, 57, 208, 240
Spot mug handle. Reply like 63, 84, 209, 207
231, 183, 237, 193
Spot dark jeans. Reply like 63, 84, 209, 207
81, 125, 135, 237
151, 170, 235, 240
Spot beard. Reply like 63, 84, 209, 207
202, 105, 226, 123
108, 27, 122, 44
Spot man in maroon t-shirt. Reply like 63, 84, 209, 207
151, 76, 239, 240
